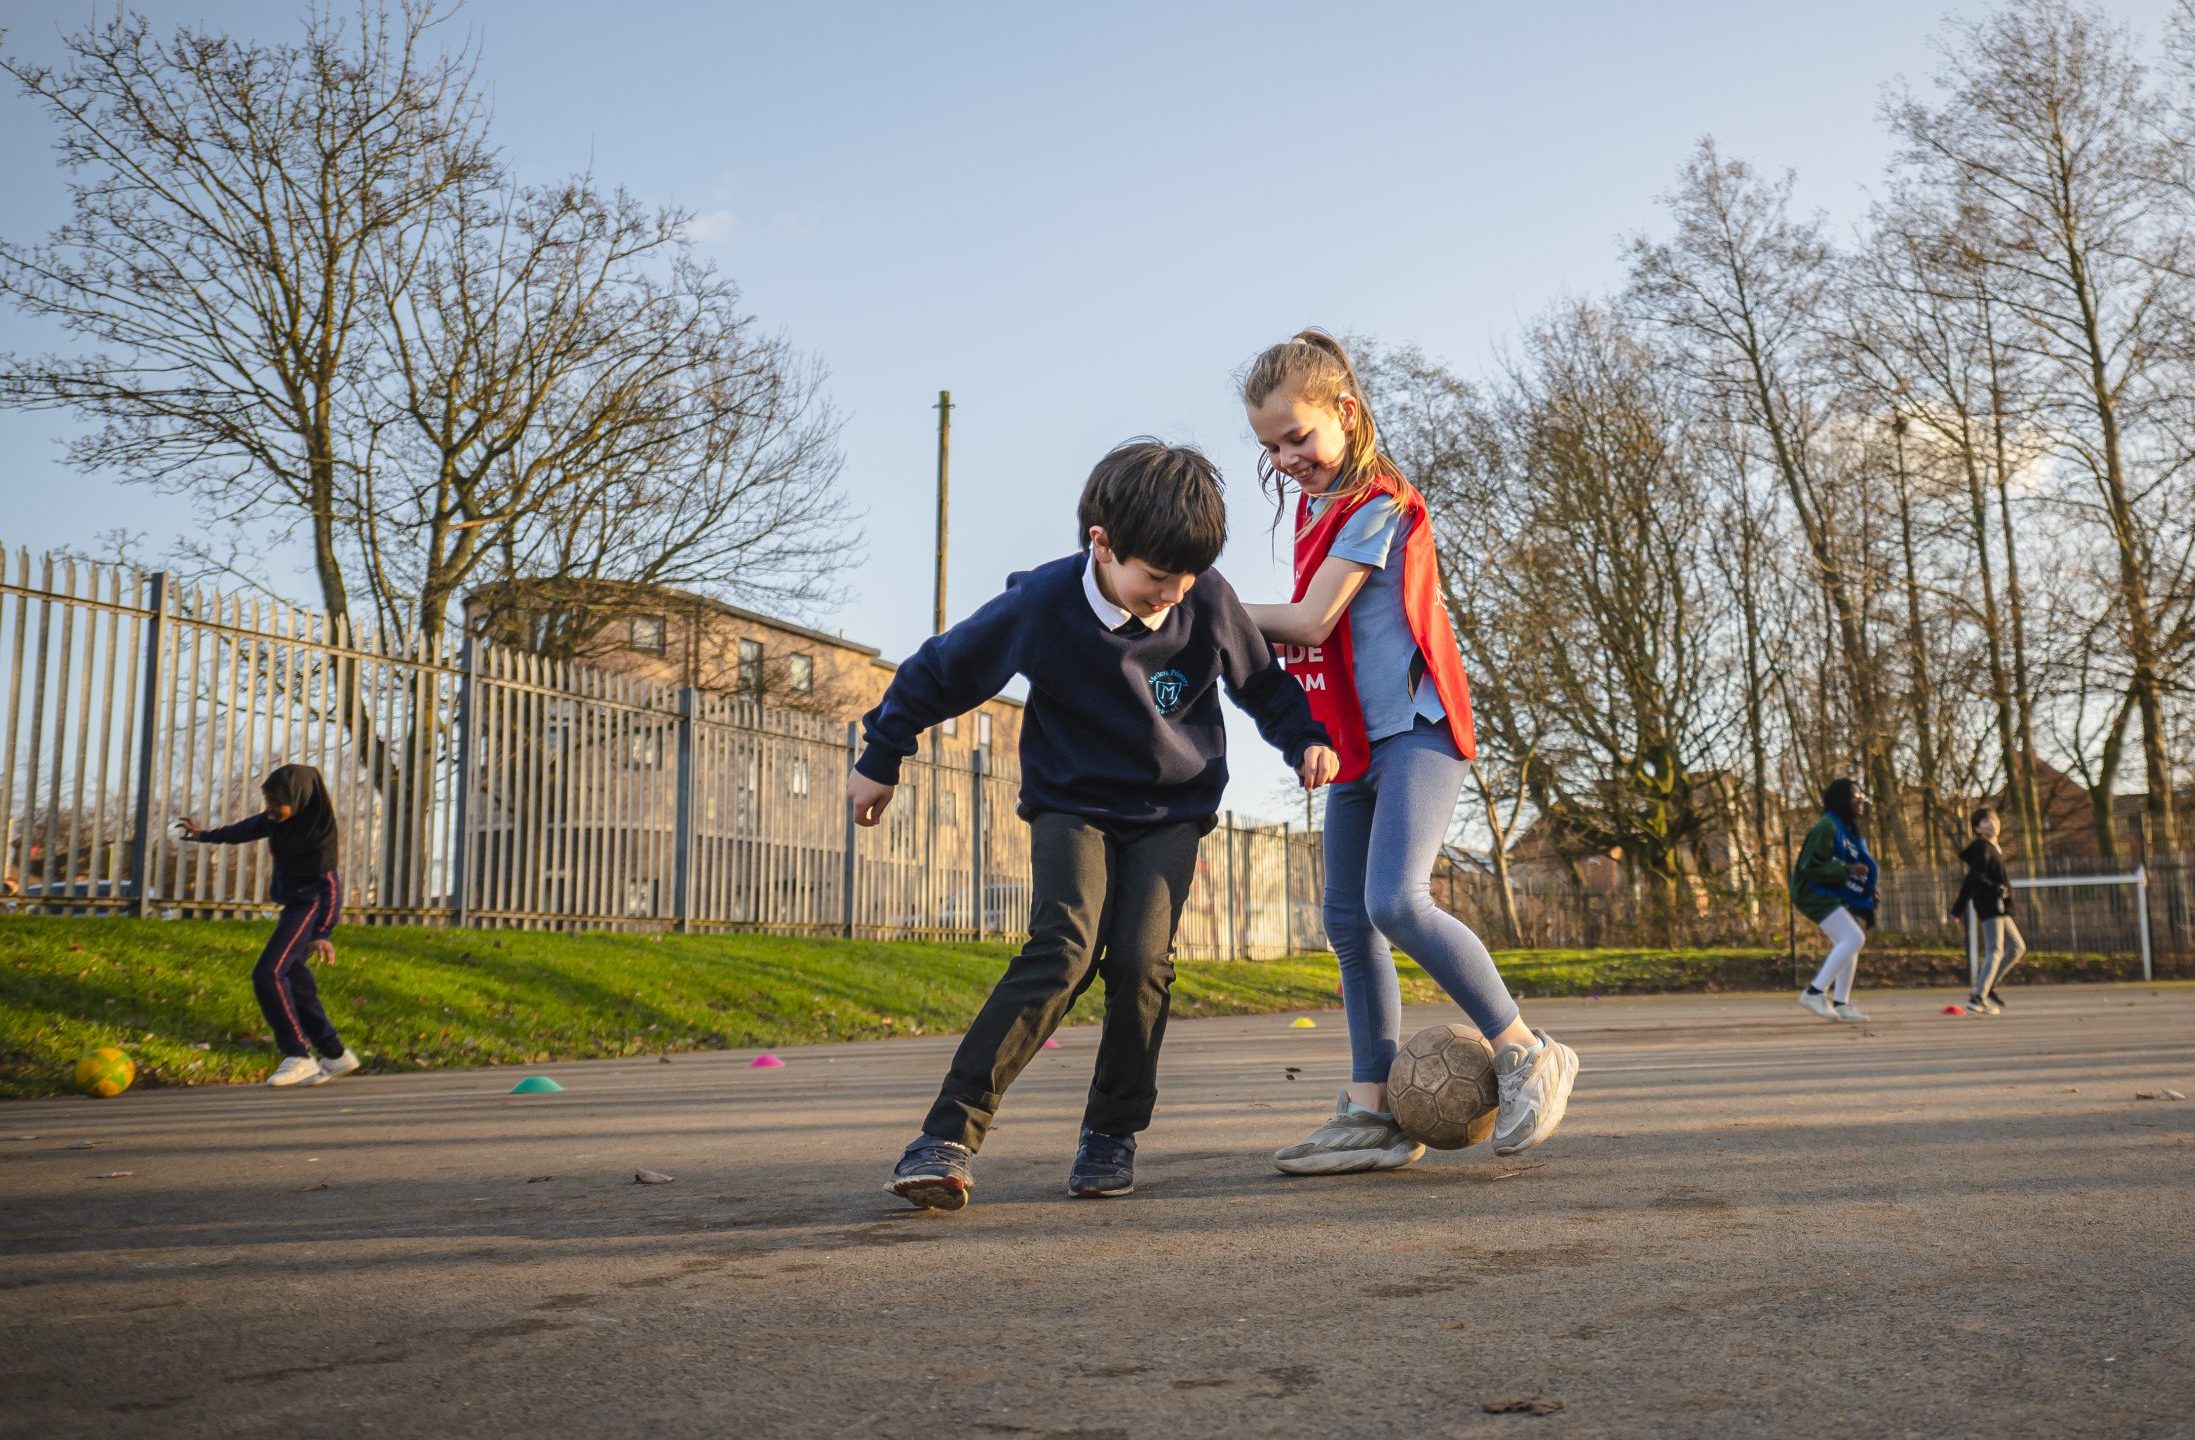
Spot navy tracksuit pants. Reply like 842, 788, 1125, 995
254, 873, 347, 1060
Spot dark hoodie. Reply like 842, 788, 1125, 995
194, 764, 341, 902
1952, 837, 2011, 920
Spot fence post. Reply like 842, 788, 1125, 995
126, 572, 168, 918
841, 720, 859, 939
970, 747, 986, 941
450, 633, 476, 928
2136, 864, 2153, 983
1224, 810, 1238, 960
673, 686, 696, 934
1281, 822, 1293, 957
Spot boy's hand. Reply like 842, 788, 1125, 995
1847, 862, 1870, 881
311, 939, 335, 964
173, 816, 200, 841
848, 771, 896, 827
1297, 745, 1339, 790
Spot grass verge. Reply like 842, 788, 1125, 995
0, 917, 2166, 1098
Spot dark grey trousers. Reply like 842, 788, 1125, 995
921, 810, 1204, 1149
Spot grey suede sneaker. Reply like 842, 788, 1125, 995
887, 1135, 974, 1211
1272, 1091, 1425, 1176
1491, 1030, 1579, 1157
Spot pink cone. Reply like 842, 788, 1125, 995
749, 1053, 785, 1068
1041, 1037, 1062, 1050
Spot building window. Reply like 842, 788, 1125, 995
788, 653, 813, 693
976, 712, 993, 748
941, 714, 958, 737
739, 638, 764, 700
630, 615, 667, 654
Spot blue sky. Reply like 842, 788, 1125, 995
0, 0, 2175, 814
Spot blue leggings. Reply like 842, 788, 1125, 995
1325, 721, 1520, 1083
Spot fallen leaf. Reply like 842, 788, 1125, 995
2136, 1091, 2163, 1100
301, 1181, 329, 1192
2165, 1089, 2188, 1101
65, 1140, 97, 1150
635, 1169, 674, 1185
91, 1171, 133, 1180
1484, 1395, 1564, 1415
10, 1134, 38, 1141
1493, 1164, 1549, 1181
527, 1175, 554, 1183
1284, 1066, 1302, 1074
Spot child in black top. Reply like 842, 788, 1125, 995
853, 439, 1336, 1209
179, 764, 360, 1087
1950, 806, 2023, 1015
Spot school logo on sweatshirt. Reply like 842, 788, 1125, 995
1148, 669, 1187, 716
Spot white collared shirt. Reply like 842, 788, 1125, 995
1083, 552, 1169, 633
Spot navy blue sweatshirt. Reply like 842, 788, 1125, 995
856, 555, 1328, 825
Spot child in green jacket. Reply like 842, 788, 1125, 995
1792, 778, 1878, 1024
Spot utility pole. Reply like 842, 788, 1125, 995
933, 389, 952, 635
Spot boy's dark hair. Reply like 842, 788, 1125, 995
1076, 439, 1228, 574
1970, 805, 1995, 831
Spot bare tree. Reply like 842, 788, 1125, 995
0, 3, 490, 630
1628, 140, 1913, 860
1889, 0, 2189, 851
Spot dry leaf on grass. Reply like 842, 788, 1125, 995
635, 1169, 675, 1185
1483, 1394, 1564, 1415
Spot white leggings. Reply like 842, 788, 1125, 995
1810, 907, 1867, 1002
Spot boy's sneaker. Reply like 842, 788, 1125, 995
1272, 1092, 1425, 1175
1491, 1031, 1579, 1156
1068, 1128, 1137, 1198
1963, 996, 1991, 1016
309, 1049, 362, 1084
886, 1136, 974, 1211
1798, 989, 1836, 1021
1984, 991, 2006, 1013
1832, 1001, 1869, 1024
266, 1056, 323, 1087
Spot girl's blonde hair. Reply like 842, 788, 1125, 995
1239, 328, 1399, 525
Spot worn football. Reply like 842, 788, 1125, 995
1386, 1023, 1497, 1149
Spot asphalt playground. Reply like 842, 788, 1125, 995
3, 985, 2192, 1438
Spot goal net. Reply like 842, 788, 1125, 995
1964, 868, 2156, 985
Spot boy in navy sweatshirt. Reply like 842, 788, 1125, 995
853, 439, 1337, 1209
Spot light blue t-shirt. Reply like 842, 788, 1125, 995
1313, 493, 1449, 743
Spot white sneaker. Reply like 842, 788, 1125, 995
1491, 1030, 1579, 1157
309, 1049, 361, 1085
1832, 1001, 1869, 1024
266, 1056, 324, 1087
1272, 1091, 1425, 1175
1798, 989, 1836, 1021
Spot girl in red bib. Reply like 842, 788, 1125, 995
1241, 330, 1579, 1174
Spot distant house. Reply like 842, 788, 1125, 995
462, 579, 1024, 754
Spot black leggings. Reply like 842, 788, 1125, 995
253, 879, 345, 1060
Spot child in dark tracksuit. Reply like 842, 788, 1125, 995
1951, 806, 2022, 1015
851, 440, 1336, 1210
180, 764, 360, 1088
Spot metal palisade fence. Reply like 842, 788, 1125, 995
0, 549, 1325, 959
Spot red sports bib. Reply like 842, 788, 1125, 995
1283, 471, 1476, 782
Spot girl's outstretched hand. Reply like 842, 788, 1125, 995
1297, 745, 1340, 791
847, 771, 895, 827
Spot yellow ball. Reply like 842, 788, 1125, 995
73, 1047, 135, 1098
